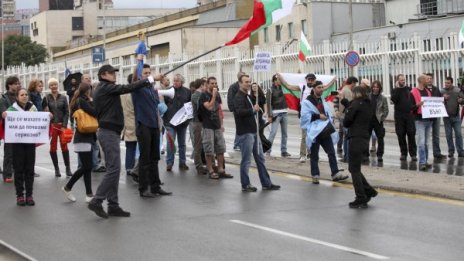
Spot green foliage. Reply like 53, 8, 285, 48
1, 35, 48, 69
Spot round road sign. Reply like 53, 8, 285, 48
345, 51, 360, 67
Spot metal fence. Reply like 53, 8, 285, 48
4, 32, 464, 99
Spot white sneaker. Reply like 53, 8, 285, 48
299, 156, 306, 163
85, 195, 94, 203
62, 187, 76, 202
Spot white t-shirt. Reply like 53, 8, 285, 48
301, 84, 312, 101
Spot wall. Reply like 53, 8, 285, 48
385, 0, 420, 24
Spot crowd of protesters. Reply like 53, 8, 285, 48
1, 65, 463, 213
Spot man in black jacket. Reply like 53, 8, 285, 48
233, 74, 280, 192
391, 74, 417, 161
227, 71, 245, 151
88, 64, 160, 219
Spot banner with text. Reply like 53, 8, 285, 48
5, 112, 50, 143
421, 97, 448, 118
253, 52, 272, 72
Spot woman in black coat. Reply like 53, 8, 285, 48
61, 83, 96, 203
343, 86, 378, 208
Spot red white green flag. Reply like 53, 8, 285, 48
298, 31, 311, 62
225, 0, 294, 46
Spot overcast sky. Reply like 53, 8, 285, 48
16, 0, 198, 9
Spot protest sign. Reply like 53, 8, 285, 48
253, 51, 272, 72
421, 97, 448, 118
184, 102, 193, 119
5, 111, 50, 143
169, 102, 193, 126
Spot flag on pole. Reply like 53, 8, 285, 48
298, 31, 311, 62
459, 20, 464, 46
225, 0, 294, 46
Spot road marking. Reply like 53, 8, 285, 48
230, 220, 390, 260
0, 239, 38, 261
35, 166, 126, 184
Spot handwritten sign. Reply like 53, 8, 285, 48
421, 97, 448, 119
5, 111, 50, 143
253, 52, 272, 72
183, 102, 193, 119
169, 102, 193, 126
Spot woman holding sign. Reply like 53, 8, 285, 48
61, 83, 96, 203
3, 89, 44, 206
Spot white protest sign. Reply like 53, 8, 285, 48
421, 97, 448, 118
5, 111, 50, 143
183, 102, 193, 119
253, 51, 272, 72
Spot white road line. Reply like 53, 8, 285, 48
35, 166, 126, 184
230, 220, 389, 260
0, 240, 38, 261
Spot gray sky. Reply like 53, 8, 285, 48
16, 0, 198, 9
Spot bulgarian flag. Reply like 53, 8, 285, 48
459, 20, 464, 46
225, 0, 294, 46
298, 31, 311, 62
280, 73, 337, 110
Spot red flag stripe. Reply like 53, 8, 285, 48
225, 0, 266, 46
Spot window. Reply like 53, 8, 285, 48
301, 19, 307, 36
72, 17, 84, 31
288, 22, 293, 39
276, 25, 281, 42
263, 27, 269, 43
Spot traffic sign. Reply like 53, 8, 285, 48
344, 51, 360, 67
92, 47, 105, 63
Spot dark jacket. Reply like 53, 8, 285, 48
266, 84, 288, 116
233, 90, 257, 136
227, 81, 239, 112
343, 98, 373, 139
131, 86, 160, 129
93, 78, 151, 134
163, 86, 191, 128
307, 94, 325, 122
369, 93, 389, 123
43, 93, 69, 127
28, 91, 43, 111
72, 96, 97, 144
0, 91, 16, 114
391, 87, 415, 117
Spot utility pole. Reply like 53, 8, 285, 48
348, 0, 354, 76
1, 0, 4, 93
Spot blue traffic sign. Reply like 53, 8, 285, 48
344, 51, 360, 67
92, 47, 105, 63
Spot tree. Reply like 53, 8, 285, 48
1, 35, 48, 69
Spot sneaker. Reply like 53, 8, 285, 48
281, 152, 291, 158
161, 149, 165, 155
16, 196, 26, 206
425, 163, 432, 169
299, 156, 306, 163
26, 196, 35, 206
312, 176, 320, 185
179, 164, 189, 171
241, 185, 257, 192
370, 146, 376, 152
166, 165, 173, 171
85, 195, 94, 203
62, 187, 77, 202
262, 184, 281, 191
349, 200, 368, 209
411, 156, 418, 162
434, 154, 447, 160
419, 164, 427, 171
400, 155, 407, 161
107, 207, 131, 217
4, 177, 13, 183
233, 146, 240, 151
332, 172, 349, 182
88, 202, 108, 219
92, 166, 106, 173
377, 157, 383, 162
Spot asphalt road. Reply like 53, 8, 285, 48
0, 138, 463, 260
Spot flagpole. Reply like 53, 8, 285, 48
163, 45, 224, 75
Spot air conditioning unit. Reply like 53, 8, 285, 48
387, 32, 396, 40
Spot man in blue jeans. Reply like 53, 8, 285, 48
426, 73, 446, 159
300, 81, 348, 184
233, 74, 280, 192
442, 76, 464, 158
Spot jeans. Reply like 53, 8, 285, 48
432, 118, 442, 156
310, 136, 340, 177
233, 134, 240, 149
443, 116, 464, 156
92, 128, 122, 208
415, 119, 432, 165
267, 112, 288, 153
125, 141, 137, 171
165, 125, 187, 166
237, 133, 272, 188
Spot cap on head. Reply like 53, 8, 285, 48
305, 73, 316, 80
98, 65, 119, 77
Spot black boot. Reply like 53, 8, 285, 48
50, 152, 61, 177
62, 151, 72, 177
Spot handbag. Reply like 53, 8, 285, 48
73, 100, 98, 133
60, 128, 74, 143
317, 122, 335, 140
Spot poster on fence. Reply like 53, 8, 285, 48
421, 97, 448, 119
253, 51, 272, 72
4, 112, 50, 143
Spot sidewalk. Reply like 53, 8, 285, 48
225, 151, 464, 201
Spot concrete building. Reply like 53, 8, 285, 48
30, 0, 180, 55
